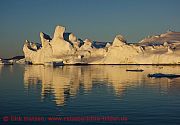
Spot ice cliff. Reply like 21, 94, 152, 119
23, 26, 180, 65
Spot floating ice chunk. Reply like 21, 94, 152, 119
0, 59, 13, 65
148, 73, 180, 79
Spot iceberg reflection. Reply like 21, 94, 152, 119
24, 65, 180, 106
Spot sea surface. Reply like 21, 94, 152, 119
0, 65, 180, 125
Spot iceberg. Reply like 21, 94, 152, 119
0, 58, 13, 65
23, 25, 180, 65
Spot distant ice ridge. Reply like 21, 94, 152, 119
23, 25, 180, 65
0, 56, 25, 65
0, 58, 13, 65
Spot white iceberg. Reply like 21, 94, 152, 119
23, 25, 180, 65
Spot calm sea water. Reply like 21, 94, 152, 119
0, 65, 180, 125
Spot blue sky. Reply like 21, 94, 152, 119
0, 0, 180, 58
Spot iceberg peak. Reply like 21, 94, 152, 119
53, 25, 65, 39
112, 35, 126, 47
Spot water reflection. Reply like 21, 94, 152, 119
24, 65, 180, 106
0, 65, 2, 74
